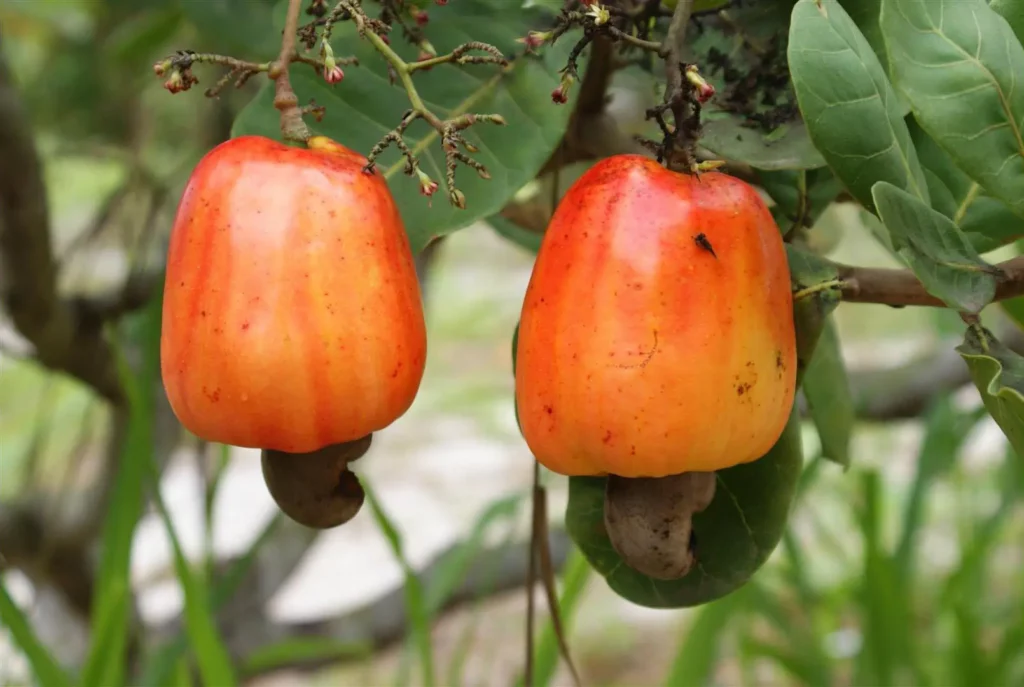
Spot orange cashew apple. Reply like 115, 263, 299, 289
514, 154, 797, 478
160, 135, 427, 454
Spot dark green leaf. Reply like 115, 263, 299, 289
0, 582, 71, 687
837, 0, 888, 72
991, 0, 1024, 44
787, 244, 842, 381
788, 0, 930, 212
872, 181, 999, 312
179, 0, 279, 56
565, 406, 803, 609
802, 317, 854, 467
488, 215, 542, 255
956, 324, 1024, 457
881, 0, 1024, 218
232, 1, 577, 254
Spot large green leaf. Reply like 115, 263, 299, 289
788, 0, 930, 212
179, 0, 279, 56
881, 0, 1024, 219
909, 119, 1024, 253
957, 324, 1024, 457
802, 317, 854, 467
232, 0, 576, 254
991, 0, 1024, 44
837, 0, 888, 73
787, 244, 842, 382
565, 406, 803, 609
871, 181, 999, 313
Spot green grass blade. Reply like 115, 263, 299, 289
895, 398, 981, 581
148, 462, 237, 687
240, 637, 372, 676
423, 492, 524, 613
363, 482, 435, 687
662, 586, 750, 687
528, 546, 591, 687
139, 513, 286, 686
0, 580, 71, 687
951, 602, 991, 686
80, 294, 162, 687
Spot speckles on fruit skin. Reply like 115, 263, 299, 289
514, 154, 797, 479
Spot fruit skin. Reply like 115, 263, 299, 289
515, 155, 796, 478
161, 135, 427, 453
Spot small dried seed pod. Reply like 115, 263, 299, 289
603, 471, 716, 580
261, 434, 373, 529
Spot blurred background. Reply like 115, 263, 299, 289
1, 1, 1022, 686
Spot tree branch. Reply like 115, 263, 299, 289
0, 46, 124, 403
836, 255, 1024, 307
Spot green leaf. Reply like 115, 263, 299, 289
801, 317, 854, 467
787, 244, 842, 382
488, 215, 542, 255
232, 0, 577, 254
871, 181, 999, 312
80, 292, 162, 687
565, 405, 803, 609
881, 0, 1024, 219
662, 586, 752, 687
149, 468, 237, 687
788, 0, 930, 212
910, 118, 1024, 254
178, 0, 279, 56
956, 324, 1024, 457
0, 581, 71, 687
991, 0, 1024, 44
700, 117, 827, 171
759, 168, 844, 235
837, 0, 888, 72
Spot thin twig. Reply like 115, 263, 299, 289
272, 0, 313, 141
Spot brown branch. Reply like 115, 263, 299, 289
0, 46, 124, 404
836, 255, 1024, 307
847, 325, 1024, 420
